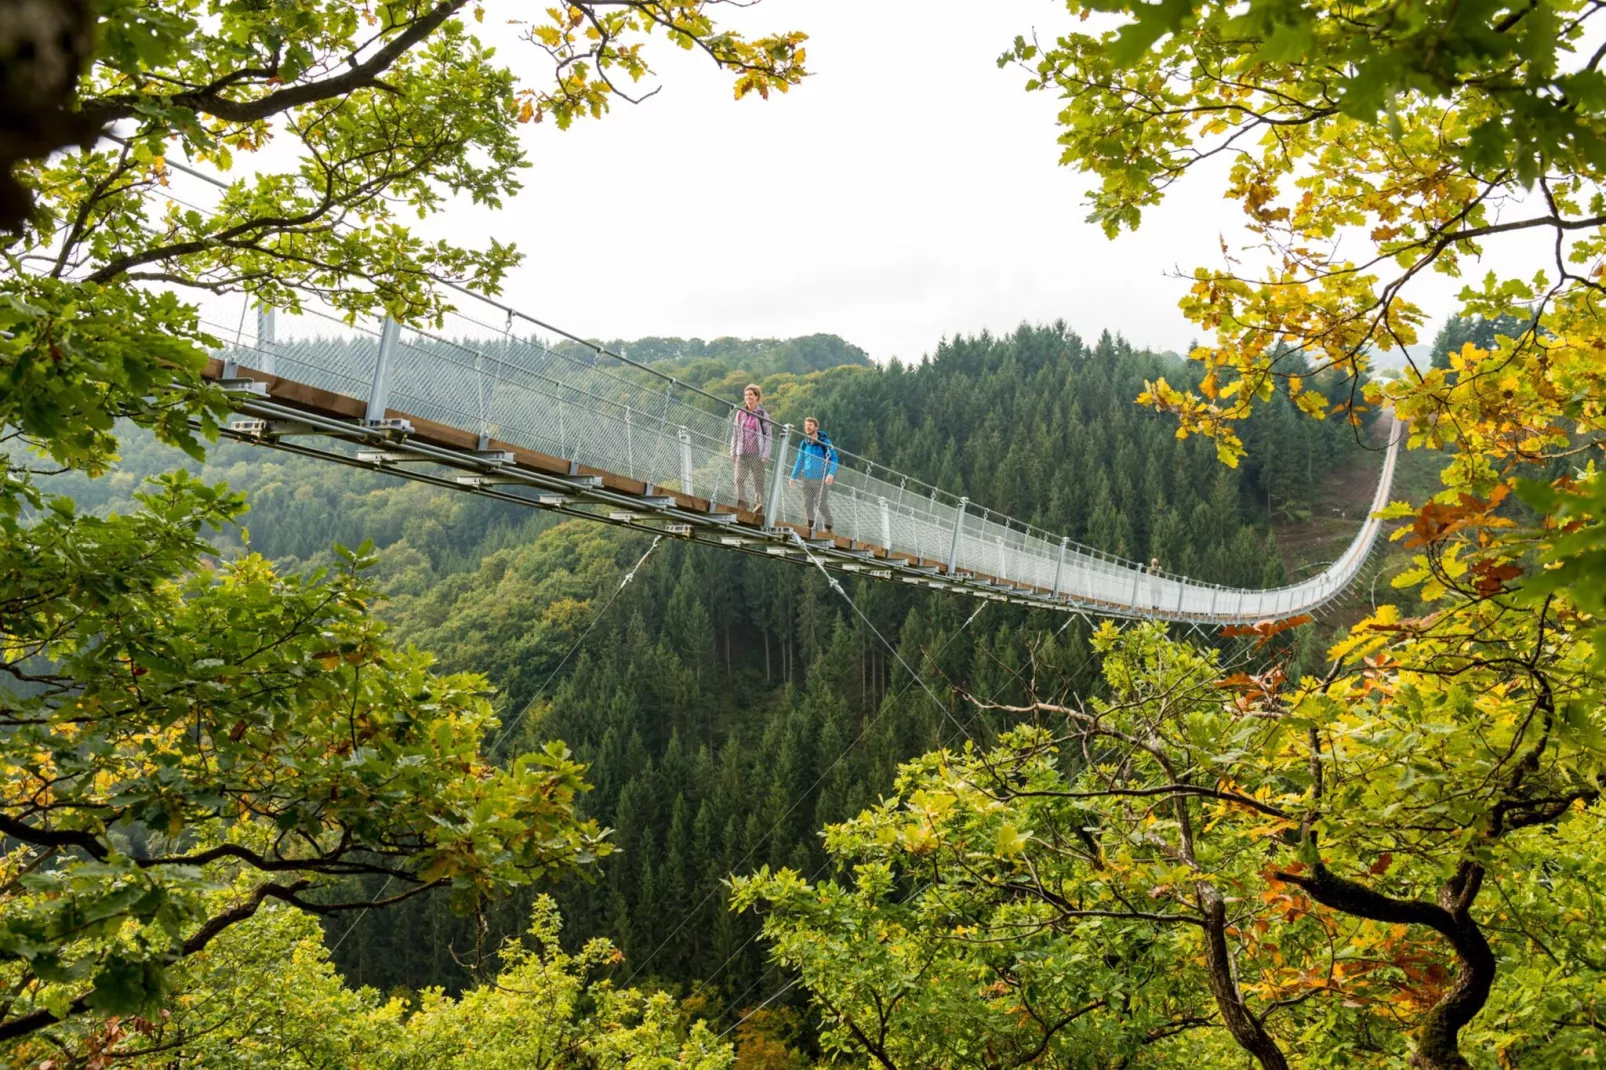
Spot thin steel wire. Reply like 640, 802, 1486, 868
89, 172, 1403, 625
489, 535, 663, 754
620, 592, 992, 991
327, 536, 662, 957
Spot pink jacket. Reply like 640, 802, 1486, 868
729, 405, 773, 459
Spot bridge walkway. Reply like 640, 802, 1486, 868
203, 290, 1400, 625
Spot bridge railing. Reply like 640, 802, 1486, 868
20, 159, 1397, 624
210, 283, 1398, 623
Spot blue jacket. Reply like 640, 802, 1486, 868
790, 432, 839, 481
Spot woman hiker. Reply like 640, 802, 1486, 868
729, 383, 772, 514
788, 415, 837, 536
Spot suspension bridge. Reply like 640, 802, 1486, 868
204, 287, 1401, 625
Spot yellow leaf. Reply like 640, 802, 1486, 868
995, 823, 1027, 857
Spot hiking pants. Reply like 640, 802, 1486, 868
802, 480, 833, 530
734, 453, 766, 512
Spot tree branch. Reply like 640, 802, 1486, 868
0, 813, 107, 860
79, 2, 469, 130
1276, 858, 1495, 1068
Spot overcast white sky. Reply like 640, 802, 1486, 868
191, 1, 1554, 363
417, 0, 1233, 363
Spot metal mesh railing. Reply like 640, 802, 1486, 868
212, 286, 1401, 624
32, 163, 1401, 623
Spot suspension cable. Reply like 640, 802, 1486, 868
690, 558, 1000, 1030
328, 535, 662, 957
489, 534, 663, 754
620, 587, 990, 991
718, 594, 1108, 1046
789, 531, 976, 744
716, 974, 804, 1041
687, 598, 991, 1006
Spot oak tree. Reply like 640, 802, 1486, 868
994, 1, 1606, 1064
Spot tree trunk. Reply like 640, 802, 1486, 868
1280, 860, 1494, 1070
1198, 884, 1290, 1070
1412, 869, 1495, 1070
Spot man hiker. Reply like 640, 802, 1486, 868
729, 383, 772, 513
788, 415, 837, 536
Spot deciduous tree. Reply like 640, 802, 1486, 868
1, 0, 806, 1050
991, 4, 1606, 1063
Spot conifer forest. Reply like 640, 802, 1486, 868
5, 2, 1606, 1069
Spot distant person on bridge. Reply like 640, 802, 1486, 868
789, 415, 837, 536
730, 383, 772, 514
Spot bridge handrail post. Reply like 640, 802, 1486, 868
922, 488, 937, 561
948, 497, 968, 575
764, 423, 792, 527
475, 348, 488, 438
878, 495, 892, 550
256, 306, 276, 377
625, 407, 635, 477
1053, 536, 1068, 600
365, 316, 401, 424
678, 426, 694, 498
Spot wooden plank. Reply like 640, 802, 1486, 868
204, 363, 946, 562
205, 361, 721, 509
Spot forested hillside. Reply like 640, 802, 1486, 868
596, 333, 874, 385
36, 325, 1361, 1033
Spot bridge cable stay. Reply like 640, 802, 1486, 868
791, 529, 1099, 748
681, 598, 1185, 1049
705, 554, 1111, 1035
713, 591, 1123, 1041
789, 531, 978, 745
719, 616, 1130, 1041
716, 974, 804, 1041
687, 597, 994, 1017
326, 534, 663, 956
488, 533, 664, 755
619, 593, 992, 992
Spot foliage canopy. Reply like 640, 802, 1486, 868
739, 3, 1606, 1069
0, 0, 807, 1050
